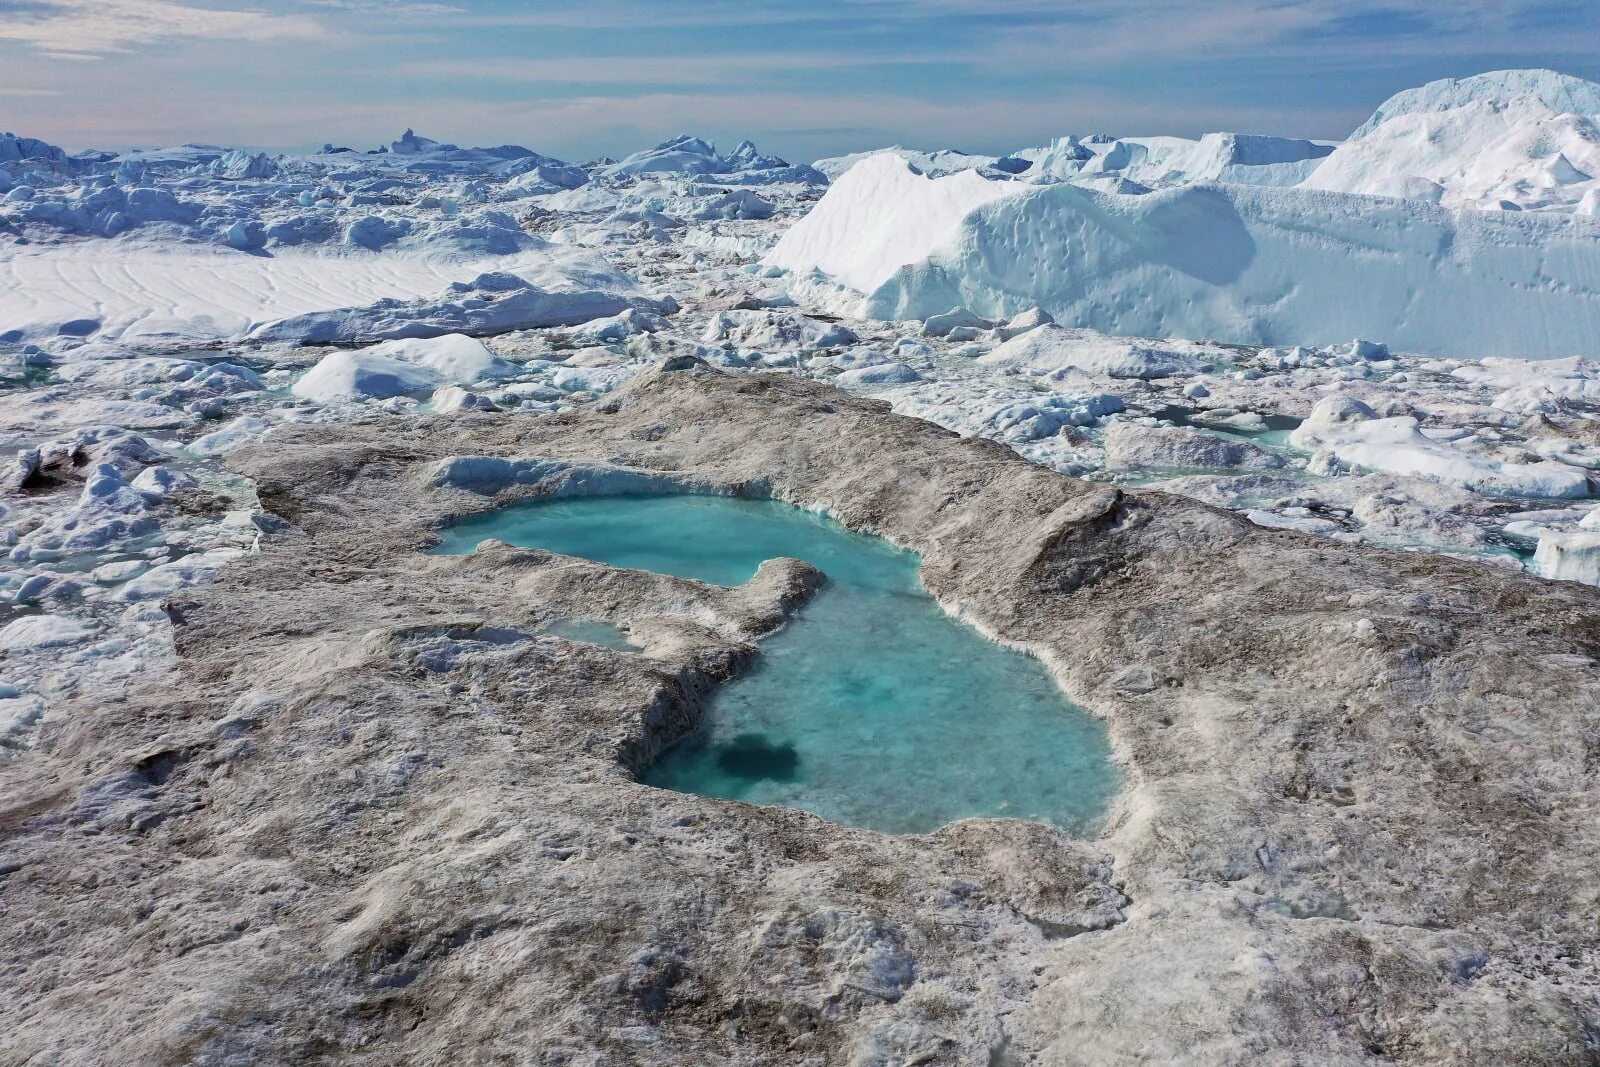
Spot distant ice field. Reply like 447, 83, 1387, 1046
0, 243, 568, 342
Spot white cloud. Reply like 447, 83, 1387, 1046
0, 0, 321, 59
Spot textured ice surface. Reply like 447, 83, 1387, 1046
435, 495, 1119, 834
1304, 69, 1600, 211
769, 157, 1600, 359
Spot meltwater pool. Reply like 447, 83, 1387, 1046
435, 494, 1118, 835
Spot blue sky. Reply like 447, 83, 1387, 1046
3, 0, 1600, 161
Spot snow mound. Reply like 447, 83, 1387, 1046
1303, 69, 1600, 211
251, 267, 643, 344
772, 163, 1600, 359
292, 334, 516, 403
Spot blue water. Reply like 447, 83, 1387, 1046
435, 495, 1119, 835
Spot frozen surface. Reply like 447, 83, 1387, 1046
5, 70, 1600, 767
0, 243, 587, 343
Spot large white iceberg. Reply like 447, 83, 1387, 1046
767, 154, 1600, 359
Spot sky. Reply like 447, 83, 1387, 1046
3, 0, 1600, 162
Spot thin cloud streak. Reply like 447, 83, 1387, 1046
1, 0, 1595, 160
0, 0, 320, 58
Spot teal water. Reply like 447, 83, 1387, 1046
541, 616, 639, 651
435, 495, 1119, 835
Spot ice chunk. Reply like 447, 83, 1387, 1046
1103, 423, 1286, 470
836, 362, 923, 386
1293, 398, 1593, 499
431, 385, 499, 413
978, 325, 1205, 380
1535, 530, 1600, 586
0, 614, 97, 652
292, 334, 515, 402
253, 270, 639, 344
921, 308, 995, 338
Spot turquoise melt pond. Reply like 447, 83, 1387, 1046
435, 495, 1119, 835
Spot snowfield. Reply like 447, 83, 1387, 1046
0, 242, 622, 343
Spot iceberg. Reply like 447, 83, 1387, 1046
1303, 70, 1600, 211
768, 155, 1600, 359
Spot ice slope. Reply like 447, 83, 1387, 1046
0, 242, 623, 343
769, 157, 1600, 359
1346, 69, 1600, 139
1303, 70, 1600, 211
764, 154, 1028, 296
1009, 133, 1331, 187
813, 147, 1000, 180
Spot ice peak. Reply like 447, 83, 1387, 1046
391, 129, 455, 155
1351, 69, 1600, 139
657, 134, 717, 156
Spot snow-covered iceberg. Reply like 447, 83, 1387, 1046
767, 154, 1600, 359
600, 135, 825, 185
1301, 69, 1600, 212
